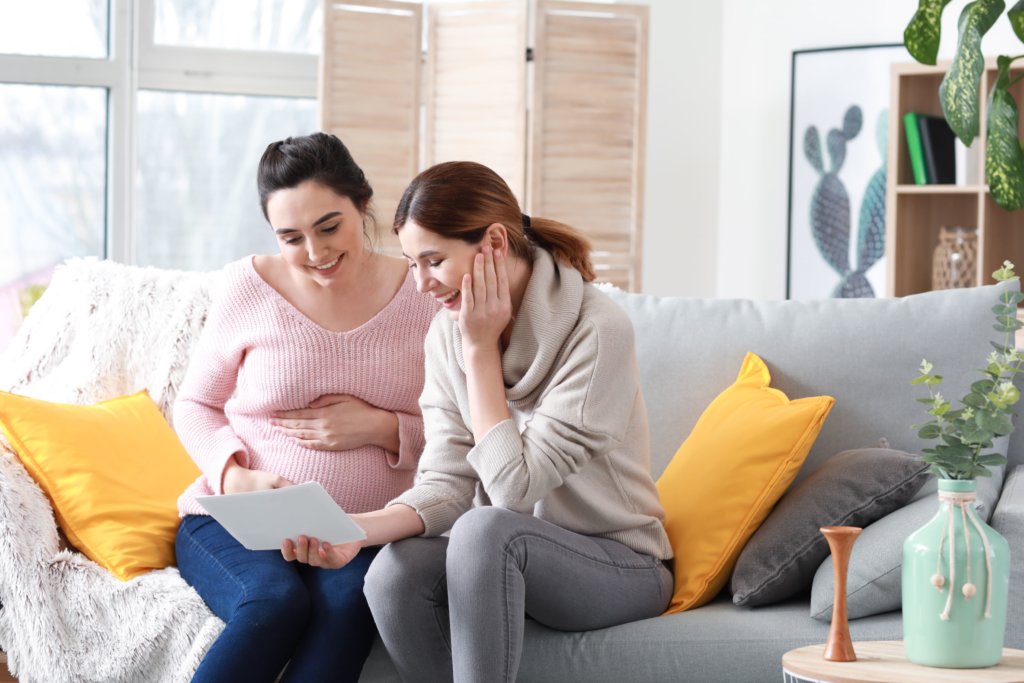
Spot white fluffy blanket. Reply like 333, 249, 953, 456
0, 258, 225, 682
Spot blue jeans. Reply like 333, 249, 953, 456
176, 514, 378, 683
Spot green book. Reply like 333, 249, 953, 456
903, 112, 929, 185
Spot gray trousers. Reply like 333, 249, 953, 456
363, 507, 673, 683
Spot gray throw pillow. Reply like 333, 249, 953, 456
731, 446, 929, 607
810, 461, 1005, 621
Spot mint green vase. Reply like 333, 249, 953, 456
902, 479, 1009, 667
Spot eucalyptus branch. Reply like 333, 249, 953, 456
912, 261, 1021, 479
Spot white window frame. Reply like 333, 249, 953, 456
0, 0, 319, 267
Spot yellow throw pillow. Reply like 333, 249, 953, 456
0, 390, 200, 580
657, 352, 835, 614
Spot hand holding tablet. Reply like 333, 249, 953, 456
196, 481, 367, 551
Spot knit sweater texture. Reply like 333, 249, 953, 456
176, 256, 438, 516
391, 248, 673, 560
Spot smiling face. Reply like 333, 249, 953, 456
399, 220, 486, 317
265, 180, 366, 287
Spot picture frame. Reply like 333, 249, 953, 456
785, 43, 906, 300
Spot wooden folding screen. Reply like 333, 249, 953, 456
320, 0, 422, 254
530, 0, 648, 291
321, 0, 648, 290
424, 1, 528, 203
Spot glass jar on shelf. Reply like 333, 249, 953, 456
931, 226, 978, 290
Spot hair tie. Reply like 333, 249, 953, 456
521, 213, 532, 233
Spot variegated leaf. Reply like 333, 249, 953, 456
1009, 0, 1024, 41
986, 56, 1024, 210
940, 0, 1005, 145
905, 0, 954, 64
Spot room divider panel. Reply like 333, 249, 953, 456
320, 0, 647, 290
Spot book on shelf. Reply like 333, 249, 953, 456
903, 112, 928, 185
917, 114, 957, 184
954, 137, 981, 185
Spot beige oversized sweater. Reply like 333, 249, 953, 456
391, 248, 673, 560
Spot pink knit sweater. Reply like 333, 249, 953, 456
176, 257, 438, 517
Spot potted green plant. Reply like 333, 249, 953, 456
901, 261, 1018, 667
904, 0, 1024, 210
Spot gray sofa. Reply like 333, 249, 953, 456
363, 279, 1024, 682
1, 259, 1022, 682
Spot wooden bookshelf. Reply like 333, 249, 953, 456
887, 59, 1024, 296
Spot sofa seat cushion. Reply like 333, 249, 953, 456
521, 594, 900, 683
360, 594, 903, 683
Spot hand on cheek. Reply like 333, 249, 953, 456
458, 247, 511, 350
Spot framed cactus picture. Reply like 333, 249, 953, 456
786, 43, 905, 300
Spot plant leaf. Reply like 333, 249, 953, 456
1010, 0, 1024, 41
973, 379, 997, 394
993, 303, 1017, 315
1002, 290, 1024, 305
979, 452, 1009, 465
964, 391, 988, 407
906, 0, 955, 64
919, 424, 943, 439
987, 56, 1024, 210
941, 0, 1006, 145
992, 340, 1014, 354
978, 409, 1014, 434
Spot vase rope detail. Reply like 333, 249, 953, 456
931, 489, 993, 620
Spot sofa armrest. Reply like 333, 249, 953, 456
991, 465, 1024, 649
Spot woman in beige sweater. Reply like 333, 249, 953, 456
283, 161, 672, 683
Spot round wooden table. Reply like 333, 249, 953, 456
782, 641, 1024, 683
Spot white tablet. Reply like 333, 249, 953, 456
196, 481, 367, 551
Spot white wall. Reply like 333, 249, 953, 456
635, 0, 721, 297
712, 0, 1023, 299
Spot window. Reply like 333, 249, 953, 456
0, 0, 319, 352
135, 91, 316, 269
0, 84, 107, 346
0, 1, 108, 58
153, 0, 320, 53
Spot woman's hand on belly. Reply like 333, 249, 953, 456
272, 394, 399, 453
281, 534, 363, 569
223, 456, 294, 494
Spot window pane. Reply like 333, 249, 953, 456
0, 84, 107, 352
0, 0, 108, 58
154, 0, 321, 54
135, 91, 317, 271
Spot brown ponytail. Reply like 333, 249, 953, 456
393, 161, 595, 281
521, 216, 595, 282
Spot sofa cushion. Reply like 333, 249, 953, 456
601, 282, 1016, 484
515, 593, 903, 683
0, 389, 200, 580
731, 444, 929, 607
991, 465, 1024, 649
657, 352, 833, 613
809, 465, 1004, 620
